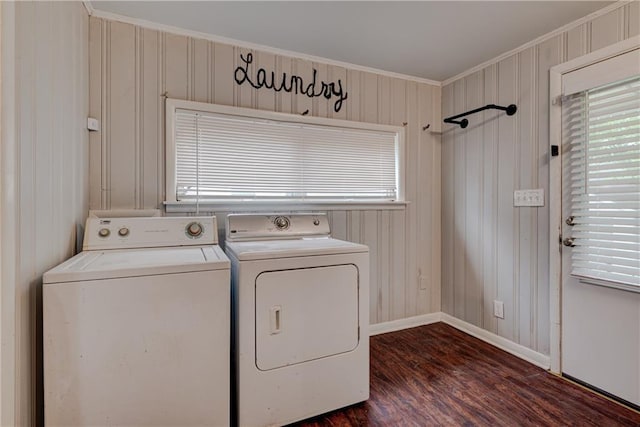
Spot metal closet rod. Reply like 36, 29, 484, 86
444, 103, 517, 128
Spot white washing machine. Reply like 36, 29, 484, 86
225, 213, 369, 426
43, 216, 230, 427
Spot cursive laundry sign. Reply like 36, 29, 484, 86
234, 53, 348, 113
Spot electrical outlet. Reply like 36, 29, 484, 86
514, 189, 544, 207
419, 276, 428, 290
87, 117, 100, 132
493, 300, 504, 319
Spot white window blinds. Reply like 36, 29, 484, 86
563, 76, 640, 287
173, 109, 399, 202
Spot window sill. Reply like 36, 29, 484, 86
164, 200, 409, 213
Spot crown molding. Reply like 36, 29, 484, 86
442, 0, 632, 86
82, 1, 94, 16
87, 6, 442, 87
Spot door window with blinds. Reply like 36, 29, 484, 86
165, 100, 403, 204
562, 49, 640, 288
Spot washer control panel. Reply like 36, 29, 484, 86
84, 216, 218, 250
226, 213, 330, 241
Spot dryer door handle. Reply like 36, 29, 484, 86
270, 306, 282, 335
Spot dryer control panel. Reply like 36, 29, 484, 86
84, 216, 218, 250
226, 213, 330, 241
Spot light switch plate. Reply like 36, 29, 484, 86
514, 188, 544, 207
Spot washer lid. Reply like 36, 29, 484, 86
44, 245, 230, 284
225, 237, 368, 261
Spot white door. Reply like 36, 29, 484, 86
560, 47, 640, 406
255, 264, 359, 371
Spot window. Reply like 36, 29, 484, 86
166, 100, 404, 205
563, 76, 640, 287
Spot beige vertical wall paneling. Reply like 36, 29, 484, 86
590, 7, 624, 51
516, 47, 534, 349
497, 54, 517, 342
567, 24, 588, 61
330, 66, 347, 121
346, 69, 361, 122
430, 85, 442, 313
214, 43, 234, 106
463, 71, 483, 327
88, 16, 442, 326
312, 62, 329, 118
363, 210, 379, 324
452, 78, 466, 321
441, 83, 454, 315
535, 34, 563, 355
276, 55, 293, 114
440, 3, 636, 355
629, 1, 640, 37
404, 80, 419, 318
88, 18, 102, 210
141, 28, 161, 209
191, 37, 210, 104
481, 64, 499, 334
16, 3, 36, 423
10, 2, 89, 424
256, 52, 276, 112
293, 58, 313, 114
391, 81, 409, 320
109, 22, 137, 209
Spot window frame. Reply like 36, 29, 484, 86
164, 98, 406, 211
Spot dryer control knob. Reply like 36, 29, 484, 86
118, 227, 130, 237
186, 222, 203, 238
98, 228, 110, 238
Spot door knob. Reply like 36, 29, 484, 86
563, 237, 576, 247
565, 216, 576, 226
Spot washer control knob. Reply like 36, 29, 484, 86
98, 228, 110, 238
118, 227, 130, 237
274, 216, 290, 230
186, 222, 203, 238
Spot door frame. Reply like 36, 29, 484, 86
548, 35, 640, 374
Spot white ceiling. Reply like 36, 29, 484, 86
90, 1, 612, 82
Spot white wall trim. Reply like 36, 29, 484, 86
549, 66, 562, 375
0, 2, 17, 425
86, 6, 441, 87
442, 1, 632, 86
369, 313, 442, 336
440, 314, 551, 370
548, 35, 640, 375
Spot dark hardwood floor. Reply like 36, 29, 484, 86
292, 323, 640, 427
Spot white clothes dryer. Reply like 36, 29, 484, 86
43, 216, 230, 427
225, 213, 369, 427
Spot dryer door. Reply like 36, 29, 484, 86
255, 264, 359, 371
